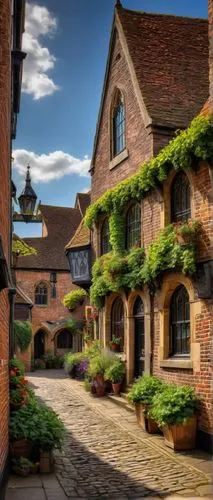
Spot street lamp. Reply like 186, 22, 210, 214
18, 165, 37, 215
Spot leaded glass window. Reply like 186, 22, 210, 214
35, 282, 48, 306
70, 250, 90, 280
113, 95, 125, 156
171, 172, 191, 222
111, 297, 124, 350
126, 204, 141, 249
101, 218, 111, 255
170, 285, 190, 356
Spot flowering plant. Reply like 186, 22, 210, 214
110, 336, 122, 346
76, 359, 89, 379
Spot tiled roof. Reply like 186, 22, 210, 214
75, 192, 91, 217
15, 205, 82, 270
65, 219, 90, 250
117, 8, 209, 129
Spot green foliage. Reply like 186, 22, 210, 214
109, 212, 125, 252
149, 384, 199, 426
9, 358, 25, 375
85, 115, 213, 228
62, 288, 87, 309
34, 359, 46, 370
88, 351, 117, 378
104, 360, 125, 383
90, 222, 197, 307
90, 247, 145, 307
141, 224, 197, 285
12, 239, 37, 256
85, 339, 103, 358
127, 375, 164, 405
64, 351, 87, 377
9, 399, 65, 452
110, 335, 122, 346
176, 220, 201, 240
66, 319, 84, 332
14, 321, 32, 353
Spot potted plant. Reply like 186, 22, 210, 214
43, 352, 54, 369
174, 220, 201, 245
63, 288, 87, 310
109, 335, 122, 352
104, 360, 125, 394
149, 384, 198, 450
9, 358, 25, 377
88, 352, 117, 397
11, 457, 33, 477
34, 359, 46, 370
127, 375, 163, 433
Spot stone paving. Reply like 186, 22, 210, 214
25, 370, 212, 499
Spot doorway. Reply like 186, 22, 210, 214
34, 330, 45, 359
134, 296, 145, 378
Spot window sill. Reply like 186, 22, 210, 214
109, 148, 129, 170
160, 358, 193, 369
34, 304, 48, 308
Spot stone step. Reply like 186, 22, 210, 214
107, 393, 135, 413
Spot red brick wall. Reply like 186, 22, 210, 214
0, 0, 11, 480
209, 0, 213, 106
15, 269, 87, 368
91, 32, 153, 203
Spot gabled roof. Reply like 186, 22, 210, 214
65, 219, 90, 250
75, 192, 91, 217
15, 204, 82, 270
91, 5, 208, 168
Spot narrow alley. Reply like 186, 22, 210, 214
9, 370, 211, 500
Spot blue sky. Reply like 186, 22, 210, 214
13, 0, 208, 237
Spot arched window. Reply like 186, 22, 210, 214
126, 203, 141, 249
112, 92, 125, 156
171, 172, 191, 222
111, 297, 124, 349
56, 329, 73, 349
170, 285, 190, 356
101, 218, 111, 255
35, 282, 48, 306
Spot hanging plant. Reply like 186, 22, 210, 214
62, 288, 87, 310
14, 321, 32, 353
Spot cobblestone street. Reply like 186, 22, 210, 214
27, 371, 212, 499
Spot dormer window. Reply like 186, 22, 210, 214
112, 92, 125, 157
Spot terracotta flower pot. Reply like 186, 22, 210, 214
95, 384, 106, 397
163, 415, 197, 450
110, 343, 119, 352
112, 382, 122, 395
10, 439, 32, 459
39, 452, 55, 474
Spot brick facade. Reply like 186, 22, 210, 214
89, 6, 213, 449
209, 0, 213, 106
15, 269, 87, 369
0, 0, 12, 486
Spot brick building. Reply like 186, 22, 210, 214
13, 188, 90, 370
67, 2, 213, 450
0, 0, 25, 494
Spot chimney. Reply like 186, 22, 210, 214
209, 0, 213, 109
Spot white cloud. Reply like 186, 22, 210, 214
13, 149, 91, 183
22, 3, 59, 99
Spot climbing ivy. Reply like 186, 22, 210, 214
85, 115, 213, 229
14, 321, 32, 352
90, 223, 199, 308
12, 239, 37, 256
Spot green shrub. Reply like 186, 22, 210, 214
64, 352, 87, 378
10, 399, 65, 452
104, 361, 125, 383
63, 288, 87, 309
127, 375, 164, 405
9, 358, 25, 375
34, 359, 46, 370
88, 351, 117, 378
66, 319, 84, 332
13, 321, 32, 353
149, 384, 199, 426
